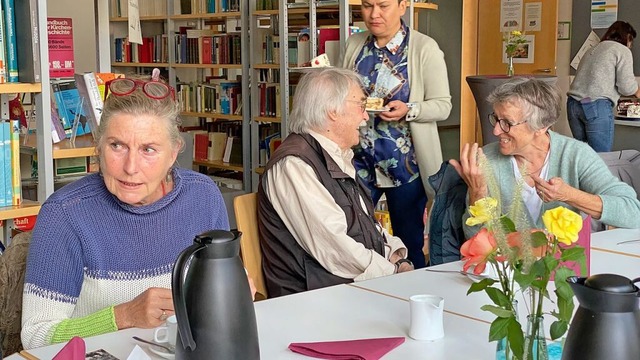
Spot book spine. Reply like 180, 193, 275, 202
10, 120, 21, 205
0, 122, 5, 207
85, 74, 103, 126
15, 0, 41, 83
0, 8, 7, 83
50, 96, 66, 143
2, 121, 12, 205
3, 0, 19, 82
74, 73, 103, 137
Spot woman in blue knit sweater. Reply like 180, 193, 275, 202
21, 75, 248, 349
451, 78, 640, 238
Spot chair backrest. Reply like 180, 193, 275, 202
593, 150, 640, 231
233, 193, 268, 300
0, 231, 32, 356
599, 150, 640, 200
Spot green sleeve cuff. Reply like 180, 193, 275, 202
50, 306, 118, 344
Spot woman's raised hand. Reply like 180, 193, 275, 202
449, 143, 488, 203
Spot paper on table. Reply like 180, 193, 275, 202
126, 345, 152, 360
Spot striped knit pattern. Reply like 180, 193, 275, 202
22, 168, 229, 349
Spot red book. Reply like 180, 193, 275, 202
317, 27, 340, 55
193, 132, 209, 161
47, 18, 75, 78
202, 37, 213, 64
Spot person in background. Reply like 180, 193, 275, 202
258, 68, 413, 298
342, 0, 452, 268
21, 74, 255, 349
567, 20, 640, 152
451, 78, 640, 239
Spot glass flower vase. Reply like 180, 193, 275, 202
523, 315, 548, 360
507, 57, 515, 76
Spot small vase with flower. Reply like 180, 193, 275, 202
504, 31, 527, 76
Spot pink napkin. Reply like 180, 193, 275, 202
288, 337, 405, 360
52, 336, 86, 360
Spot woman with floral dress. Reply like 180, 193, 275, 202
342, 0, 452, 268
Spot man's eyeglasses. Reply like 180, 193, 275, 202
488, 113, 527, 133
104, 78, 175, 101
346, 99, 367, 113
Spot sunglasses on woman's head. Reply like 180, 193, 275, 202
103, 78, 175, 101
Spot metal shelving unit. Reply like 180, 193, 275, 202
0, 0, 53, 243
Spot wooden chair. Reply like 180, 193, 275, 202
0, 231, 32, 356
234, 193, 268, 300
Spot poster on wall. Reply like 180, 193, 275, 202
47, 18, 75, 78
500, 0, 523, 32
503, 35, 535, 64
570, 31, 601, 70
591, 0, 618, 29
128, 0, 142, 45
524, 2, 542, 32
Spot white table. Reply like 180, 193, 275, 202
254, 284, 493, 359
349, 229, 640, 334
10, 229, 638, 360
590, 228, 640, 278
11, 284, 493, 359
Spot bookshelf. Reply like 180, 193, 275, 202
248, 1, 346, 185
105, 0, 251, 192
0, 0, 54, 244
248, 0, 438, 183
21, 134, 96, 159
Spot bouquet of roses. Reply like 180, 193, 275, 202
461, 195, 586, 360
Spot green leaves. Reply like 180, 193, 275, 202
490, 316, 524, 359
499, 216, 516, 233
561, 245, 587, 275
467, 277, 496, 295
530, 231, 548, 247
550, 320, 569, 340
553, 266, 576, 332
485, 287, 512, 308
482, 304, 514, 318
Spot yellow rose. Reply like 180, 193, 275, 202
512, 30, 522, 36
466, 197, 498, 226
542, 207, 583, 245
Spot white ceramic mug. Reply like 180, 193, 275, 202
154, 315, 178, 347
409, 294, 444, 341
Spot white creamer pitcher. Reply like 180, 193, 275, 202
408, 294, 445, 341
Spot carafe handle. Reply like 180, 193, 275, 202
172, 242, 205, 351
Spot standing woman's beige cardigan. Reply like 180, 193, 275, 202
342, 29, 452, 197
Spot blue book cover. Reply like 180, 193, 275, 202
3, 0, 19, 82
52, 80, 90, 137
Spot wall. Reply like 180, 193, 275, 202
48, 0, 97, 74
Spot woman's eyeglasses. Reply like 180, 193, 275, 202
104, 78, 175, 101
346, 100, 367, 112
488, 113, 527, 133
